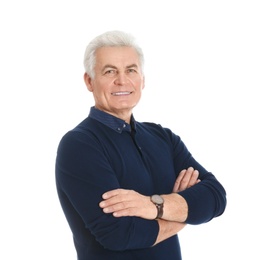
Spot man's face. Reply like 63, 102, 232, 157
85, 46, 145, 119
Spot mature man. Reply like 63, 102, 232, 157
55, 30, 227, 259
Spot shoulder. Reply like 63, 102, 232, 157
138, 122, 177, 138
57, 117, 103, 150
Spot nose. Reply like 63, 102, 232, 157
114, 72, 128, 85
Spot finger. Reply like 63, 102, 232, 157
102, 200, 131, 214
102, 188, 127, 199
187, 169, 199, 188
100, 190, 138, 209
112, 206, 141, 217
173, 169, 186, 192
100, 194, 127, 208
178, 167, 194, 191
100, 197, 140, 217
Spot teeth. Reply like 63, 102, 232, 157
111, 91, 131, 96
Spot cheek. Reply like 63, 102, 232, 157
132, 77, 144, 89
92, 81, 109, 93
92, 85, 112, 102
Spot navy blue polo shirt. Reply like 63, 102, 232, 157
55, 106, 226, 260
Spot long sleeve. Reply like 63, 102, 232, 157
165, 126, 227, 224
56, 129, 159, 251
55, 112, 226, 259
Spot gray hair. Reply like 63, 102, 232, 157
83, 30, 144, 78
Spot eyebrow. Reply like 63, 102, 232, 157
102, 64, 139, 71
126, 64, 139, 69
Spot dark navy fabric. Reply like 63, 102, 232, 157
55, 106, 226, 259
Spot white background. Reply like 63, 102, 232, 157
1, 1, 270, 259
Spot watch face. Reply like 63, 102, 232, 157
152, 195, 164, 204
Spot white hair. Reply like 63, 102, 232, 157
83, 30, 144, 78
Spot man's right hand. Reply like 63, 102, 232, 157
172, 167, 201, 192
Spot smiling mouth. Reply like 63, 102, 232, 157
111, 91, 132, 96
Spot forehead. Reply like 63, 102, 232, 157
95, 46, 140, 68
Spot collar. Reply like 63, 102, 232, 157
88, 106, 136, 133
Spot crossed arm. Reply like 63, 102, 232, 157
99, 167, 200, 245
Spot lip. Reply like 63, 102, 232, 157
111, 91, 132, 96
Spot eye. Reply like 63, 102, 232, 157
104, 70, 116, 76
127, 68, 137, 73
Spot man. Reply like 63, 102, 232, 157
55, 30, 227, 259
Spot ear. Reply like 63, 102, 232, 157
84, 72, 93, 92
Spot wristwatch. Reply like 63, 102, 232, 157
150, 194, 164, 219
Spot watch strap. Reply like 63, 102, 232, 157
155, 203, 164, 219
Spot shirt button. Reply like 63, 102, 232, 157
123, 124, 126, 128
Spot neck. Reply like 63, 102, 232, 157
95, 106, 132, 124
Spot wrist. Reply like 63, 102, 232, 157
150, 194, 164, 219
162, 193, 188, 222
